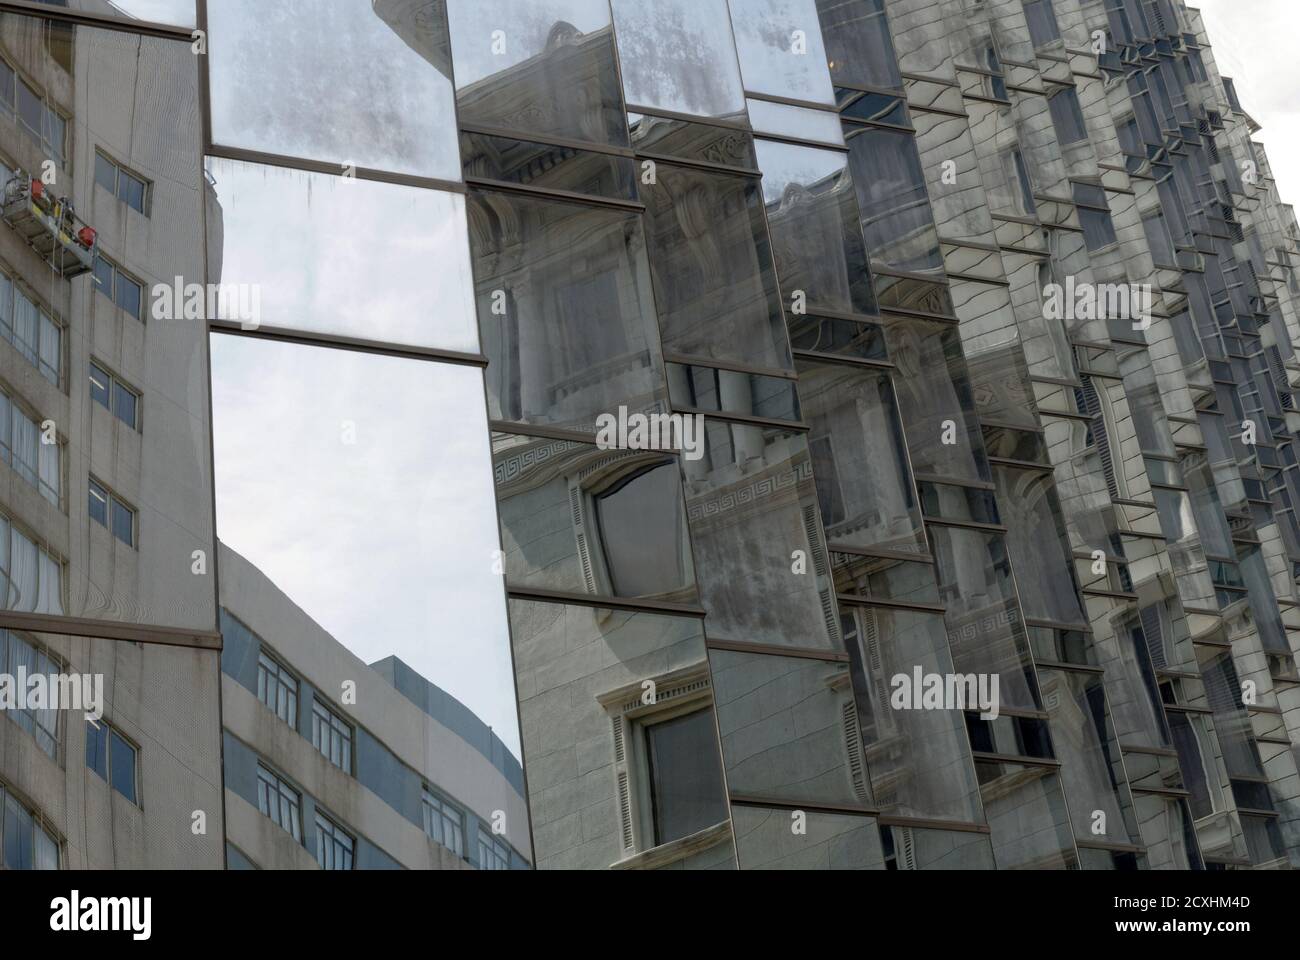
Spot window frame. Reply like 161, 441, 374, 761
256, 764, 302, 842
313, 811, 354, 871
420, 786, 465, 858
87, 475, 136, 548
84, 717, 139, 806
92, 148, 150, 216
256, 651, 299, 728
88, 360, 141, 431
91, 254, 145, 322
310, 695, 352, 774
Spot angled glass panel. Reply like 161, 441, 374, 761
976, 761, 1078, 868
757, 139, 877, 318
507, 599, 732, 869
840, 605, 984, 822
208, 0, 460, 180
642, 163, 791, 371
72, 1, 195, 26
460, 131, 637, 201
609, 0, 747, 121
930, 525, 1041, 712
467, 189, 666, 435
881, 316, 989, 483
447, 0, 626, 147
993, 467, 1087, 626
796, 360, 925, 555
844, 124, 943, 276
748, 101, 844, 145
628, 113, 758, 170
667, 363, 801, 422
788, 315, 887, 359
814, 0, 902, 91
882, 824, 995, 869
731, 805, 883, 869
728, 0, 836, 106
0, 17, 214, 631
682, 422, 837, 650
206, 158, 479, 352
710, 649, 871, 806
832, 555, 939, 605
210, 336, 526, 850
1038, 668, 1141, 848
492, 431, 696, 603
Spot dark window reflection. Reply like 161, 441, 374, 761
844, 123, 944, 276
646, 708, 729, 844
493, 432, 696, 602
460, 130, 637, 200
815, 0, 902, 91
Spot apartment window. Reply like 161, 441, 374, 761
0, 515, 61, 615
92, 255, 143, 321
643, 707, 729, 846
93, 151, 149, 215
256, 765, 301, 842
0, 630, 58, 757
89, 362, 140, 431
1, 784, 58, 869
256, 652, 298, 727
0, 56, 66, 162
314, 813, 354, 870
1072, 182, 1118, 251
310, 697, 352, 773
0, 388, 60, 505
0, 270, 61, 385
88, 477, 135, 547
85, 719, 138, 805
1023, 0, 1061, 48
477, 829, 510, 871
1047, 86, 1089, 145
421, 788, 464, 857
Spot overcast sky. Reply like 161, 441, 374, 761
1190, 1, 1300, 205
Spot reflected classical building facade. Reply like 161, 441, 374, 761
3, 0, 1300, 872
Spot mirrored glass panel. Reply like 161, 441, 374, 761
710, 649, 871, 806
748, 101, 843, 145
74, 1, 195, 26
667, 363, 801, 422
728, 0, 836, 105
0, 16, 213, 631
993, 467, 1088, 626
930, 525, 1041, 711
882, 824, 995, 869
492, 431, 696, 603
460, 131, 637, 201
447, 0, 626, 147
683, 422, 838, 650
814, 0, 902, 91
757, 139, 877, 318
507, 598, 733, 869
467, 189, 666, 435
209, 335, 522, 770
976, 761, 1078, 868
642, 163, 791, 371
628, 113, 757, 170
609, 0, 747, 121
208, 0, 460, 180
844, 123, 944, 276
206, 158, 479, 353
796, 360, 926, 555
840, 605, 984, 822
731, 804, 882, 868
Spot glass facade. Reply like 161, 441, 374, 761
1, 0, 1298, 878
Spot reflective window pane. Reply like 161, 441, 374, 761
609, 0, 746, 121
758, 139, 877, 318
208, 0, 461, 179
642, 164, 791, 371
206, 158, 479, 353
492, 432, 696, 601
732, 805, 883, 869
729, 0, 836, 105
210, 336, 525, 784
448, 0, 626, 146
468, 189, 666, 434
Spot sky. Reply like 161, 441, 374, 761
1189, 1, 1300, 205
